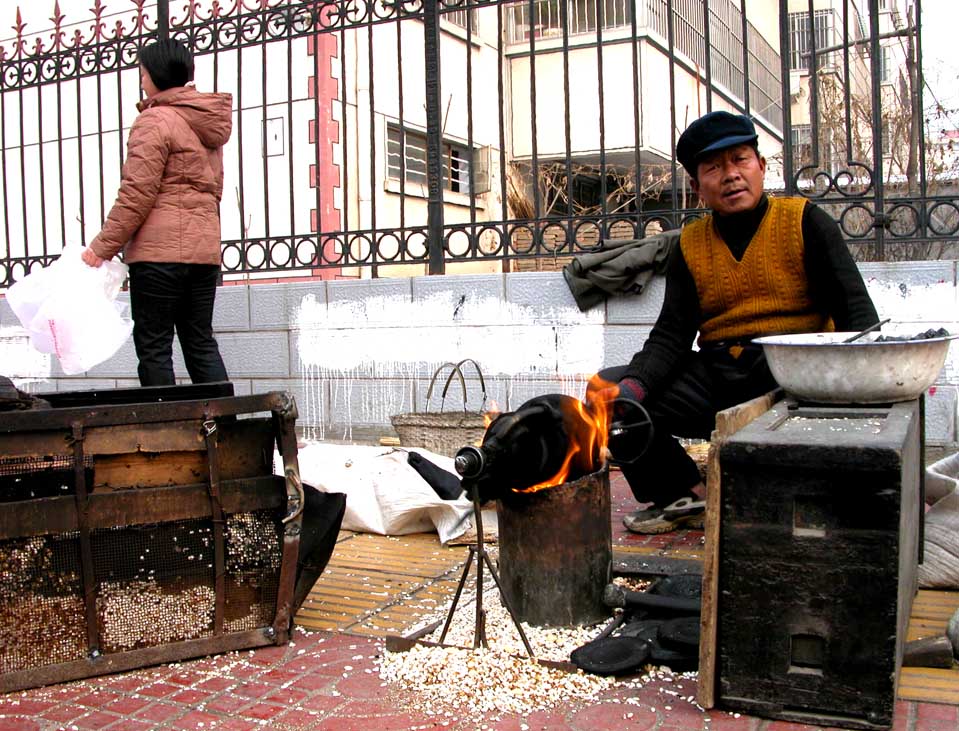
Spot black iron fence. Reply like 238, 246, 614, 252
0, 0, 952, 287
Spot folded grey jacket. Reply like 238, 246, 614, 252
561, 229, 680, 312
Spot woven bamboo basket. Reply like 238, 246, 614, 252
390, 359, 488, 458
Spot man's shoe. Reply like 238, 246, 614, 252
622, 505, 663, 531
623, 497, 705, 534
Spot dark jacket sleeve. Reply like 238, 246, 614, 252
801, 203, 879, 331
621, 243, 700, 393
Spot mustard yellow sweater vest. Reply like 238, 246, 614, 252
680, 196, 833, 346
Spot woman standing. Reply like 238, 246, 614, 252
82, 39, 232, 386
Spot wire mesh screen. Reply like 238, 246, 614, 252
224, 511, 283, 632
92, 519, 217, 653
0, 532, 86, 673
0, 456, 91, 502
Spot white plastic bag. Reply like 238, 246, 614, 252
919, 452, 959, 589
288, 442, 475, 543
6, 245, 133, 375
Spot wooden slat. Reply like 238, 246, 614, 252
698, 389, 781, 710
898, 589, 959, 703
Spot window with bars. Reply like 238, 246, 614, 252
386, 125, 487, 195
507, 0, 632, 41
444, 7, 479, 30
791, 124, 813, 166
880, 46, 892, 83
788, 10, 833, 71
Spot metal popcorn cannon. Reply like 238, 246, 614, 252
443, 387, 653, 639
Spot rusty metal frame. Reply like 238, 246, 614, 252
0, 386, 305, 694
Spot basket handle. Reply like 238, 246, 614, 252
424, 359, 487, 413
424, 362, 466, 412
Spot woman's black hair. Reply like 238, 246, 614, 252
139, 39, 194, 92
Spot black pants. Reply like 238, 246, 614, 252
593, 344, 778, 508
128, 262, 229, 387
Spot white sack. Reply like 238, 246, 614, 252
918, 451, 959, 589
6, 245, 132, 375
290, 442, 474, 544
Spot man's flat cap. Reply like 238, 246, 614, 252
676, 111, 758, 176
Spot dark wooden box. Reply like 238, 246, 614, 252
0, 383, 308, 693
716, 400, 921, 730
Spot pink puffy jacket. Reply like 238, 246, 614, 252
90, 86, 233, 265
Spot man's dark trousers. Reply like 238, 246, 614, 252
597, 343, 778, 508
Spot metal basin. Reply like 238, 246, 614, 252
753, 329, 956, 404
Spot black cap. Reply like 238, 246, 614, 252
676, 111, 758, 177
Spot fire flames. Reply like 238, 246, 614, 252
516, 375, 617, 493
483, 401, 502, 429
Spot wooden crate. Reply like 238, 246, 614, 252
710, 400, 921, 730
0, 383, 307, 693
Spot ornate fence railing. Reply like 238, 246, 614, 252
0, 0, 952, 287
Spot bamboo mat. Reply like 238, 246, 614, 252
899, 589, 959, 704
294, 531, 468, 637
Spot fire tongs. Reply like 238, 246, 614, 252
437, 488, 535, 657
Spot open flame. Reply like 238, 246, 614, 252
515, 375, 617, 493
483, 400, 502, 428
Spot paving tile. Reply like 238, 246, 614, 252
203, 719, 262, 731
168, 689, 210, 706
258, 668, 302, 686
99, 675, 150, 693
170, 709, 233, 730
40, 704, 90, 723
0, 698, 57, 715
703, 712, 762, 731
0, 717, 43, 731
299, 693, 346, 714
918, 703, 959, 723
132, 702, 182, 724
102, 697, 152, 716
488, 711, 568, 731
232, 680, 276, 699
246, 645, 290, 666
312, 713, 433, 731
335, 671, 390, 698
892, 701, 916, 731
569, 701, 659, 730
195, 675, 236, 693
264, 686, 310, 706
273, 707, 328, 728
241, 700, 289, 721
102, 719, 157, 731
289, 672, 337, 692
73, 710, 125, 729
135, 681, 181, 699
335, 698, 403, 717
203, 693, 252, 715
167, 669, 213, 687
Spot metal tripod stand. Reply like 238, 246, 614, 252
438, 489, 534, 657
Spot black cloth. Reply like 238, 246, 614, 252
561, 231, 679, 311
622, 196, 879, 394
601, 195, 878, 506
129, 262, 229, 387
291, 488, 347, 614
407, 451, 464, 500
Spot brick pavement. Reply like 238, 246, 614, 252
0, 628, 956, 731
2, 472, 956, 730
